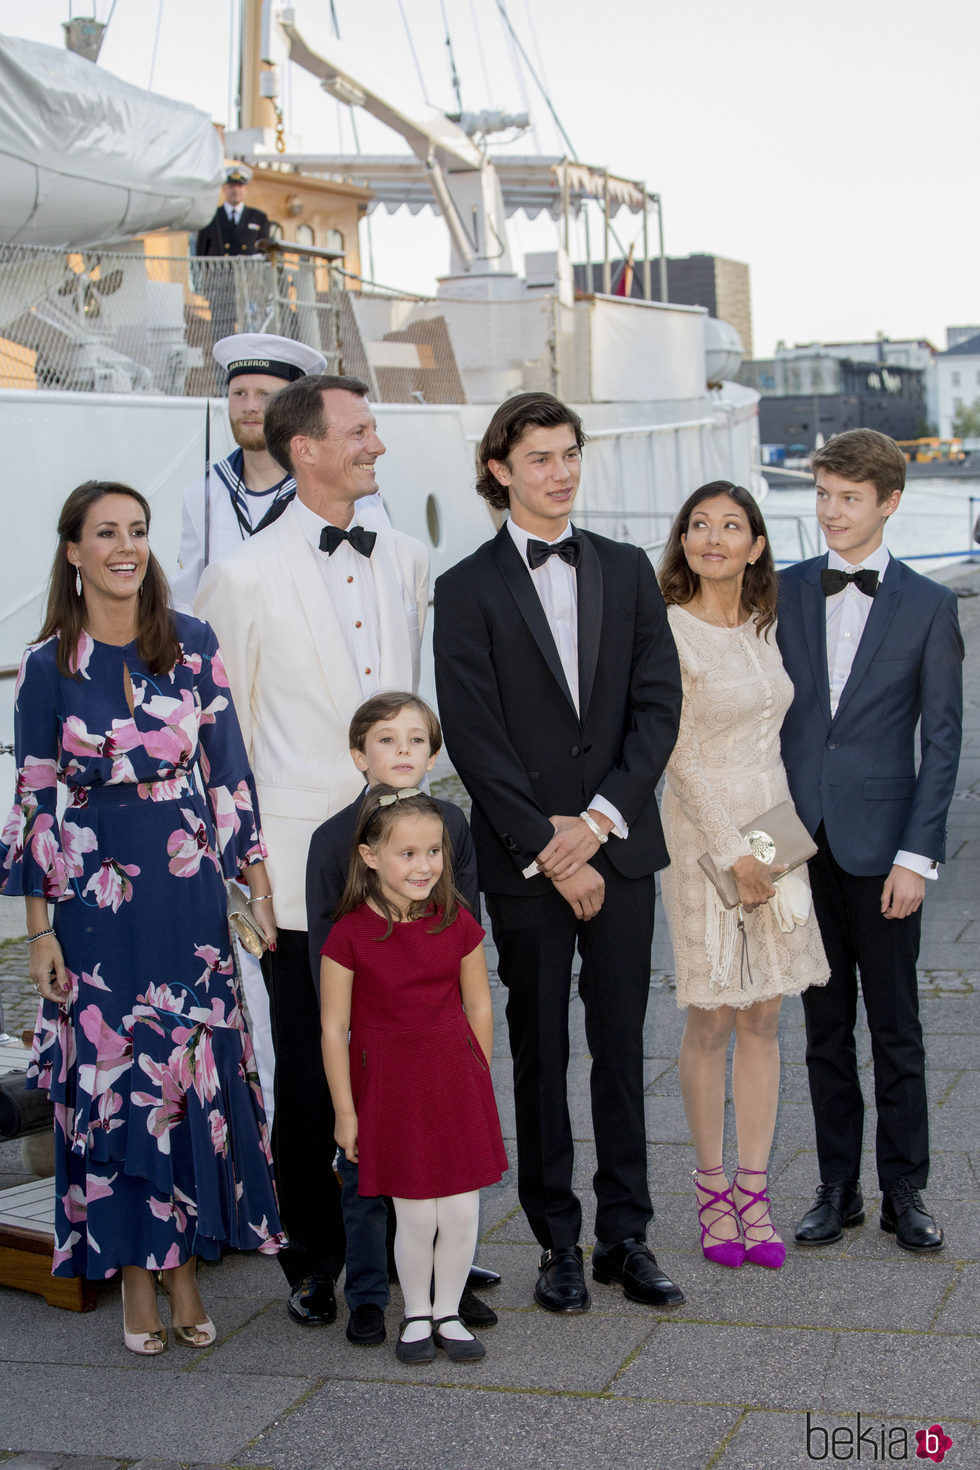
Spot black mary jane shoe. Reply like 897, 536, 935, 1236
794, 1182, 865, 1246
592, 1238, 685, 1307
534, 1244, 590, 1314
395, 1315, 436, 1363
880, 1181, 944, 1253
433, 1314, 486, 1361
286, 1274, 337, 1326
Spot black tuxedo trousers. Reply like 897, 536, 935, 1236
486, 854, 657, 1249
261, 928, 345, 1285
803, 826, 928, 1189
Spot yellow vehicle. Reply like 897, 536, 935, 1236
896, 437, 967, 464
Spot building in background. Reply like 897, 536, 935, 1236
574, 253, 753, 359
936, 330, 980, 438
738, 346, 927, 454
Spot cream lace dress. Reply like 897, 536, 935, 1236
661, 605, 829, 1010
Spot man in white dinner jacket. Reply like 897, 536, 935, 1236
196, 374, 429, 1328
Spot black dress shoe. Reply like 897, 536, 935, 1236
458, 1288, 498, 1328
534, 1245, 590, 1314
346, 1302, 386, 1344
286, 1274, 337, 1325
880, 1180, 944, 1252
794, 1182, 865, 1245
466, 1264, 501, 1289
592, 1239, 685, 1307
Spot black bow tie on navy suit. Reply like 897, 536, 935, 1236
526, 534, 583, 570
319, 524, 377, 558
820, 566, 879, 598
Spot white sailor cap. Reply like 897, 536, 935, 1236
224, 163, 253, 185
213, 333, 328, 384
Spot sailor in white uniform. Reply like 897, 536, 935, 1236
173, 334, 390, 1123
173, 333, 389, 610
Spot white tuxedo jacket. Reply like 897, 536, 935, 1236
195, 500, 429, 929
173, 454, 389, 613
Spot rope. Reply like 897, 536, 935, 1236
493, 0, 578, 160
440, 0, 465, 115
396, 0, 435, 106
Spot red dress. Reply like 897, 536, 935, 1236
322, 904, 508, 1199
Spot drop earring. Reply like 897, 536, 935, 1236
74, 568, 82, 597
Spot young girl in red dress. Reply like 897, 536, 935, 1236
320, 786, 507, 1363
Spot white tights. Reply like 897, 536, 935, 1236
393, 1191, 480, 1342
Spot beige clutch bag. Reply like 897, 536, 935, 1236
226, 882, 268, 957
698, 801, 817, 910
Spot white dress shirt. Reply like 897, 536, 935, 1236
505, 518, 628, 846
224, 203, 243, 225
292, 497, 382, 700
824, 543, 935, 880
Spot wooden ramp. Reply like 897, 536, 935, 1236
0, 1041, 96, 1311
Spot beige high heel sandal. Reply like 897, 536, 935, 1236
158, 1271, 217, 1348
121, 1279, 167, 1356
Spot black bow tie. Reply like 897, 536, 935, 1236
319, 524, 377, 558
820, 566, 879, 599
526, 534, 582, 571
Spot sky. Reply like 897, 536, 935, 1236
5, 0, 979, 357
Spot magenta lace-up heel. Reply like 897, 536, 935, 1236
734, 1167, 787, 1269
694, 1166, 745, 1269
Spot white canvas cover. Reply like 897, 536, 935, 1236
0, 34, 224, 246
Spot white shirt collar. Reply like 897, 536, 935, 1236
827, 542, 890, 577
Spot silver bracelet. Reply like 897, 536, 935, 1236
27, 927, 55, 943
246, 893, 273, 905
578, 811, 608, 844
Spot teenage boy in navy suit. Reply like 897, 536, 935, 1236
776, 429, 963, 1252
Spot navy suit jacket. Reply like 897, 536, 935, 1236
433, 525, 682, 896
776, 553, 963, 876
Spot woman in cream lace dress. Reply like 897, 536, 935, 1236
659, 482, 828, 1271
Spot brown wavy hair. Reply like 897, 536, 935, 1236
476, 391, 586, 510
658, 481, 778, 639
38, 480, 181, 678
334, 785, 463, 939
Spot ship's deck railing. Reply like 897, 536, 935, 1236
0, 243, 569, 405
0, 242, 348, 398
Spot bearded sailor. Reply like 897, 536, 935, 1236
173, 332, 389, 610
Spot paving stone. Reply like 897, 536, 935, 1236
0, 1364, 305, 1463
610, 1321, 838, 1409
817, 1330, 980, 1419
236, 1380, 738, 1470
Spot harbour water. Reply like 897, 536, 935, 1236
762, 474, 980, 572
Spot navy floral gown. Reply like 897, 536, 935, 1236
0, 613, 284, 1278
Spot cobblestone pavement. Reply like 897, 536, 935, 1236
1, 564, 979, 1470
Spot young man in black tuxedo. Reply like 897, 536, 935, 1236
433, 392, 685, 1313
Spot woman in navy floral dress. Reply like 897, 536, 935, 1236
1, 481, 284, 1355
